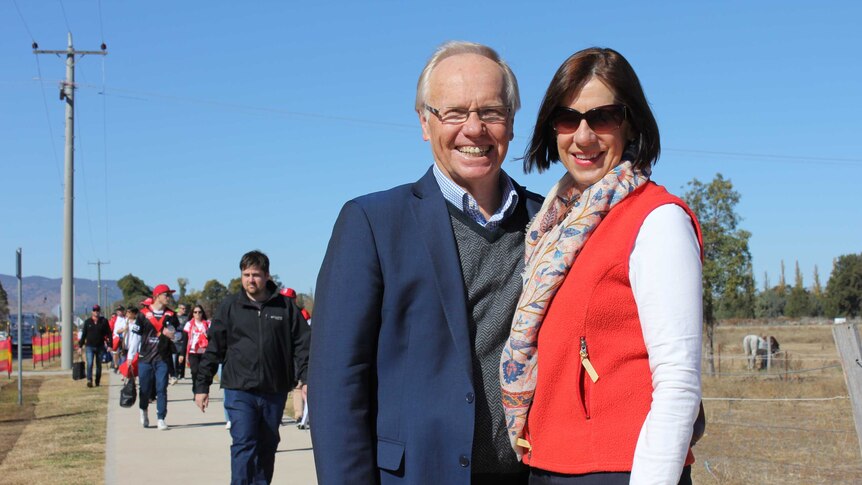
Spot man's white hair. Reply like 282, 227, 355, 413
415, 40, 520, 113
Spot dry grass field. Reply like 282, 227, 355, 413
691, 324, 862, 484
0, 358, 107, 485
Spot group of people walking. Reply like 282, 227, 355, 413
81, 40, 706, 485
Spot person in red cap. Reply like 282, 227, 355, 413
129, 284, 180, 430
194, 250, 310, 484
78, 304, 111, 387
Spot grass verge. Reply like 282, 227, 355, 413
0, 371, 107, 485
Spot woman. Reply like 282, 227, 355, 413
183, 305, 211, 394
500, 47, 702, 484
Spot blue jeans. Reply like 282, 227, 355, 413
219, 364, 230, 423
85, 345, 103, 384
224, 389, 287, 485
138, 360, 169, 420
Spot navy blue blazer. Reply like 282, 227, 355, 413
309, 167, 542, 484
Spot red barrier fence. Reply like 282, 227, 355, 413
32, 332, 61, 367
0, 337, 11, 377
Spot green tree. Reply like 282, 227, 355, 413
180, 289, 202, 309
177, 277, 189, 303
810, 264, 825, 316
825, 253, 862, 317
778, 260, 787, 295
117, 274, 151, 308
200, 279, 229, 317
270, 274, 284, 289
228, 277, 242, 295
756, 287, 786, 318
785, 260, 811, 318
683, 174, 755, 375
297, 292, 314, 313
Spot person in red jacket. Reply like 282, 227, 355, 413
500, 47, 703, 485
183, 304, 210, 394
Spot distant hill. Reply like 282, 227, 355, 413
0, 274, 122, 317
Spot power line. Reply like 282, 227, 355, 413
101, 57, 110, 259
74, 98, 100, 260
11, 0, 36, 41
665, 147, 862, 164
33, 57, 64, 191
96, 0, 105, 44
57, 0, 72, 33
23, 77, 862, 167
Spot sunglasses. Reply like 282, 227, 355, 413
193, 310, 202, 314
551, 104, 627, 134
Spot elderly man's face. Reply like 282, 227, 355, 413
419, 53, 513, 194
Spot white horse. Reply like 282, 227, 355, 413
742, 334, 765, 370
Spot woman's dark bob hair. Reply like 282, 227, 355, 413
523, 47, 660, 173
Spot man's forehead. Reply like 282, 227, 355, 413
429, 53, 505, 103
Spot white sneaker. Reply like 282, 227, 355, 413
157, 419, 168, 430
169, 377, 178, 386
225, 421, 232, 430
140, 410, 149, 428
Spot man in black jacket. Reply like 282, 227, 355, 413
194, 250, 310, 485
78, 304, 111, 388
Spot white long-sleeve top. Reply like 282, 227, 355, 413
629, 204, 703, 485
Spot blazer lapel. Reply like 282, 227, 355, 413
410, 168, 473, 386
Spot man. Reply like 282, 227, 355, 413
171, 303, 189, 383
194, 250, 310, 485
309, 41, 542, 484
78, 304, 111, 388
129, 284, 180, 430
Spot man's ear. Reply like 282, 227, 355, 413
418, 110, 431, 141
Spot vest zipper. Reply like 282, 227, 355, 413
579, 336, 598, 420
580, 336, 599, 383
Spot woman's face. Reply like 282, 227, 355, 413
555, 77, 632, 192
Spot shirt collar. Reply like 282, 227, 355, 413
432, 163, 519, 229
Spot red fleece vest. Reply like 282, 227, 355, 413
523, 182, 702, 474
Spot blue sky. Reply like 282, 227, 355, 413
2, 1, 860, 297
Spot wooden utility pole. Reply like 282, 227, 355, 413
33, 33, 107, 370
833, 321, 862, 459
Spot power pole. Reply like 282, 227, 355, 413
88, 259, 110, 309
17, 249, 23, 406
34, 33, 107, 370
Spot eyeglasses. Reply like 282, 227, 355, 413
193, 310, 202, 314
425, 104, 510, 124
551, 104, 627, 134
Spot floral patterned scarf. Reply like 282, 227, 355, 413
500, 157, 649, 456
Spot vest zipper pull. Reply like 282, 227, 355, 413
580, 336, 599, 383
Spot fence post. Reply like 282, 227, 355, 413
767, 336, 772, 373
717, 343, 721, 377
832, 322, 862, 460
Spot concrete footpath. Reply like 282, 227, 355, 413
104, 370, 318, 484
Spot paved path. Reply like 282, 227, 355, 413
104, 370, 318, 484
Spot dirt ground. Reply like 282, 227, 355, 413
691, 324, 862, 484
